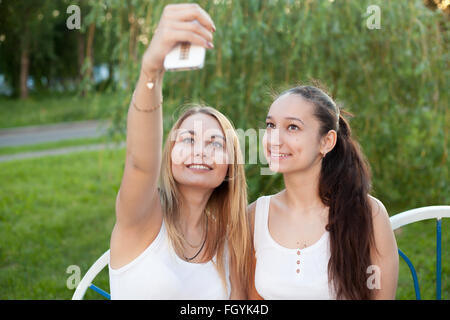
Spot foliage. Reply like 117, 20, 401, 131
0, 92, 124, 128
1, 0, 447, 210
103, 0, 449, 212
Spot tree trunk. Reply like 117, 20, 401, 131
20, 36, 30, 100
85, 22, 96, 80
81, 22, 95, 96
107, 60, 114, 90
77, 32, 85, 84
128, 8, 138, 63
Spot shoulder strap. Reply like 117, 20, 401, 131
253, 196, 270, 252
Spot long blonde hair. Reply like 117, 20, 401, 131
158, 105, 251, 293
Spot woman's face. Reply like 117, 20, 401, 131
171, 113, 230, 190
263, 93, 324, 174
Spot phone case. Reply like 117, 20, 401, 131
164, 42, 205, 71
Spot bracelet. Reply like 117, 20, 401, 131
131, 93, 162, 113
142, 68, 164, 90
131, 69, 164, 112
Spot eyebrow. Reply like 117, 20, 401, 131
179, 130, 195, 136
210, 134, 225, 141
266, 115, 305, 126
179, 130, 225, 141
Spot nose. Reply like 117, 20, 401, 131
193, 141, 206, 158
195, 152, 206, 158
266, 128, 283, 148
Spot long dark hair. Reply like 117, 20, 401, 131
278, 85, 376, 299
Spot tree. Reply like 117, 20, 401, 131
0, 0, 68, 98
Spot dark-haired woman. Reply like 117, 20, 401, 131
247, 86, 399, 299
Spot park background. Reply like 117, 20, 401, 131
0, 0, 448, 299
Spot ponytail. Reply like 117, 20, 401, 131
322, 112, 375, 300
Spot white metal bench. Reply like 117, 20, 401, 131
72, 205, 450, 300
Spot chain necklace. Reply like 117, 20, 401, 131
182, 215, 208, 262
181, 212, 209, 248
183, 231, 204, 248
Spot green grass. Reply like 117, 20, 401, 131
0, 147, 125, 299
0, 147, 448, 299
395, 218, 449, 300
0, 92, 126, 129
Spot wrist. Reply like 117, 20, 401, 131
140, 58, 165, 77
140, 66, 164, 77
138, 67, 165, 90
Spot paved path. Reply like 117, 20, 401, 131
0, 120, 111, 147
0, 120, 125, 163
0, 141, 126, 163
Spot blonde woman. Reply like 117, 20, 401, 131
108, 4, 251, 299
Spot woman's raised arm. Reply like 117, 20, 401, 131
115, 4, 216, 228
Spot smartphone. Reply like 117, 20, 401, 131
163, 42, 206, 71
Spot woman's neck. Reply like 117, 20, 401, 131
282, 163, 325, 215
177, 184, 212, 232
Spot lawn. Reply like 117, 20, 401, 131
0, 147, 124, 299
0, 92, 126, 129
0, 146, 447, 299
394, 217, 449, 299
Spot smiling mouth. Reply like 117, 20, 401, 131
269, 151, 292, 159
186, 163, 213, 170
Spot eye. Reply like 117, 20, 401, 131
266, 122, 275, 129
182, 137, 194, 144
288, 124, 299, 131
211, 141, 224, 148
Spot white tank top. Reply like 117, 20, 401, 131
109, 220, 231, 299
254, 195, 336, 299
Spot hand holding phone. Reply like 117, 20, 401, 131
141, 4, 215, 74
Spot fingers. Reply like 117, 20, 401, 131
166, 29, 212, 49
163, 3, 216, 33
142, 4, 214, 72
171, 21, 213, 43
158, 4, 215, 49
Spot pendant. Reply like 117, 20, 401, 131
146, 81, 154, 89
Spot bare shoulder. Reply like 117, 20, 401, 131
368, 195, 389, 220
368, 195, 399, 299
368, 195, 397, 252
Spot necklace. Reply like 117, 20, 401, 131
294, 206, 328, 274
183, 233, 204, 248
182, 216, 208, 262
296, 242, 308, 249
181, 214, 208, 248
